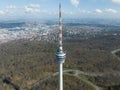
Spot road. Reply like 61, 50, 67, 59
111, 48, 120, 60
30, 69, 103, 90
64, 70, 102, 90
111, 48, 120, 54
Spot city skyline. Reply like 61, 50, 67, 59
0, 0, 120, 20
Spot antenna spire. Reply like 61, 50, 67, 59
59, 2, 63, 51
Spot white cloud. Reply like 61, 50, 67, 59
70, 0, 80, 7
28, 4, 40, 9
24, 5, 53, 16
105, 8, 118, 13
112, 0, 120, 4
69, 11, 74, 15
95, 9, 103, 14
24, 4, 40, 13
40, 10, 51, 14
6, 5, 16, 9
79, 10, 91, 13
0, 10, 6, 15
0, 10, 10, 15
25, 7, 34, 13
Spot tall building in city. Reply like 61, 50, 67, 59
56, 3, 66, 90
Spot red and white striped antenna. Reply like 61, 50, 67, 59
59, 3, 63, 51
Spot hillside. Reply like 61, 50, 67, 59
30, 75, 96, 90
0, 35, 120, 90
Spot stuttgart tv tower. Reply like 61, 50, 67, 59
56, 2, 66, 90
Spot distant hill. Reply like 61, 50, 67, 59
0, 22, 25, 28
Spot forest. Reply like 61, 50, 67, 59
0, 33, 120, 90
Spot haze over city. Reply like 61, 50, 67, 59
0, 0, 120, 20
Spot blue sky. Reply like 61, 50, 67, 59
0, 0, 120, 20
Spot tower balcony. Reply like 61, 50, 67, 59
56, 50, 66, 64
